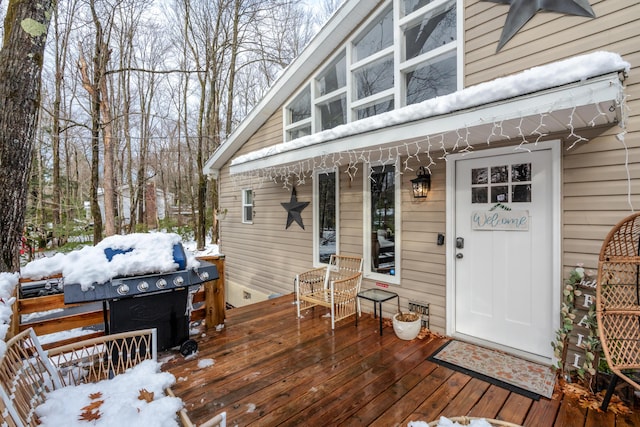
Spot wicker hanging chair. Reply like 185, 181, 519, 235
596, 212, 640, 410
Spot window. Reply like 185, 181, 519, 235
405, 51, 457, 105
471, 163, 532, 204
367, 163, 399, 281
282, 0, 458, 140
354, 55, 394, 100
355, 98, 394, 119
404, 3, 456, 60
314, 170, 338, 265
316, 52, 347, 132
242, 189, 253, 223
285, 85, 311, 141
318, 96, 346, 131
318, 52, 346, 96
402, 0, 437, 16
353, 7, 394, 61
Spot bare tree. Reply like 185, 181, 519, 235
0, 0, 54, 272
8, 0, 327, 256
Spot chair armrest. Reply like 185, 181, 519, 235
47, 328, 157, 387
330, 273, 362, 303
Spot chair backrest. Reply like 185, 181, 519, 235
596, 212, 640, 389
326, 255, 363, 285
46, 328, 157, 386
0, 328, 61, 427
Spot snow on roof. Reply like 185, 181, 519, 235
21, 233, 200, 290
231, 51, 630, 166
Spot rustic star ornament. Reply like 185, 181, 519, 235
483, 0, 596, 51
281, 187, 309, 230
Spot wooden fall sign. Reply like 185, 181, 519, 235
564, 278, 598, 376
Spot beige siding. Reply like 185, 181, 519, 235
218, 167, 314, 306
467, 0, 640, 278
216, 0, 640, 334
235, 109, 284, 157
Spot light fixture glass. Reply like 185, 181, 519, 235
411, 166, 431, 199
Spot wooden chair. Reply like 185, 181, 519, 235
295, 255, 363, 329
596, 212, 640, 410
0, 328, 226, 427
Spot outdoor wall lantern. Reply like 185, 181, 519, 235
411, 166, 431, 199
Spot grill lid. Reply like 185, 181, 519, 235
63, 260, 219, 303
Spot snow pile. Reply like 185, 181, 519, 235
21, 233, 200, 290
409, 417, 493, 427
35, 360, 182, 427
182, 240, 221, 257
0, 272, 19, 358
197, 358, 215, 369
232, 51, 630, 165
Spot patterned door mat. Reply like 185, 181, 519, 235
428, 340, 556, 399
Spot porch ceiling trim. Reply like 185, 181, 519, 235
229, 72, 625, 176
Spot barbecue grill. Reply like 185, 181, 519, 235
63, 243, 218, 355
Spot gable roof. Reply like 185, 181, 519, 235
203, 0, 382, 178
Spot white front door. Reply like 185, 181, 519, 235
450, 144, 558, 361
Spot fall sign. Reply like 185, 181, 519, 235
564, 277, 598, 376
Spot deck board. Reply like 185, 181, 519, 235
162, 294, 637, 427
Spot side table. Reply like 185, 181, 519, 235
357, 288, 400, 336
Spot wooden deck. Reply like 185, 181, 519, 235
163, 295, 640, 427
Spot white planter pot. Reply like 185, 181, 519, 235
392, 312, 421, 340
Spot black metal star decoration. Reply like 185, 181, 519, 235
483, 0, 595, 51
281, 187, 309, 230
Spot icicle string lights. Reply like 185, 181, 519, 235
230, 97, 627, 194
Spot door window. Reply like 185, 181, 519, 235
471, 163, 531, 204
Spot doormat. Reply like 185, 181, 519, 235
428, 340, 556, 400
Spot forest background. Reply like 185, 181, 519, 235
0, 0, 340, 269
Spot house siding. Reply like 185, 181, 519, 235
216, 0, 640, 335
465, 0, 640, 273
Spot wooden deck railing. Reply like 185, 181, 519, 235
9, 255, 225, 349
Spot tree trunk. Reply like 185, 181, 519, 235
0, 0, 54, 272
100, 65, 116, 236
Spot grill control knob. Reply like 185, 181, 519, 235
199, 271, 210, 280
173, 276, 185, 286
116, 284, 130, 295
156, 278, 167, 289
137, 281, 149, 292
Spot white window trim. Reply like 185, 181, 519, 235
313, 168, 340, 267
241, 188, 253, 224
363, 159, 401, 284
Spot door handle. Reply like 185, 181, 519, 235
456, 253, 464, 259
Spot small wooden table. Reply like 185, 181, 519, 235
357, 288, 400, 336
